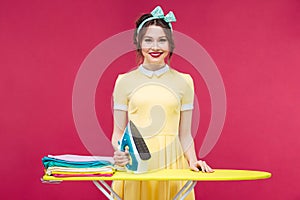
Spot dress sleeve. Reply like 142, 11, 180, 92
113, 74, 128, 111
181, 74, 194, 111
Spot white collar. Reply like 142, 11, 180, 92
138, 64, 170, 77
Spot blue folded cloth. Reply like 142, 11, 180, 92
42, 156, 113, 169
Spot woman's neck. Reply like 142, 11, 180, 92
142, 63, 166, 71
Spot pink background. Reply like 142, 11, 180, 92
1, 0, 299, 199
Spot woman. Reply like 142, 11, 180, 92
111, 6, 213, 200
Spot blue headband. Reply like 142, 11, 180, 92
137, 6, 176, 34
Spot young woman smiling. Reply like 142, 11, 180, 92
111, 6, 213, 200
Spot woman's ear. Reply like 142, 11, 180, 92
136, 36, 141, 47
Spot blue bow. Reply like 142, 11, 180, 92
151, 6, 176, 23
137, 6, 177, 34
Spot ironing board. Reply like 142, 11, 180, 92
42, 169, 271, 200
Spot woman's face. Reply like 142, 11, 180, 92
140, 25, 170, 68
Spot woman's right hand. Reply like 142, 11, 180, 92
113, 149, 130, 166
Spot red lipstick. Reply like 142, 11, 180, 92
149, 52, 163, 58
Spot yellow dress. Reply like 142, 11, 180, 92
112, 65, 195, 200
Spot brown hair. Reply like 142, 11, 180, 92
133, 13, 175, 64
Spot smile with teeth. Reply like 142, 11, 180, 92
149, 52, 163, 58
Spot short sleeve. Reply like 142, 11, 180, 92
181, 74, 194, 111
113, 75, 128, 111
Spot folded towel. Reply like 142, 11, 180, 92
46, 166, 115, 175
47, 154, 114, 163
42, 155, 114, 169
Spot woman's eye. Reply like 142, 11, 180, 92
144, 39, 152, 43
159, 39, 167, 42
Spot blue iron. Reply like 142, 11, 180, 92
118, 121, 151, 173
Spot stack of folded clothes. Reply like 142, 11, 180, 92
42, 154, 115, 177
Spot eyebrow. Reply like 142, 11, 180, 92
143, 36, 167, 39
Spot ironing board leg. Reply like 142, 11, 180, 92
93, 181, 121, 200
173, 181, 197, 200
93, 180, 196, 200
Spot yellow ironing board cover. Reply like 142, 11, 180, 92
42, 169, 271, 181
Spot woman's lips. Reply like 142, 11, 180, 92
149, 52, 163, 58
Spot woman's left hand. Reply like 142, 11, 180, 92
189, 160, 214, 173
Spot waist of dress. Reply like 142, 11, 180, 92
142, 133, 179, 137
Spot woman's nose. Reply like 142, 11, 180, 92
151, 41, 159, 50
